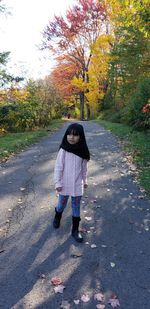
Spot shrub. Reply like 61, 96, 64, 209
121, 78, 150, 129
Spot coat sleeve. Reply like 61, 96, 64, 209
54, 149, 65, 189
82, 159, 88, 185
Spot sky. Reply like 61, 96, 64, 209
0, 0, 76, 80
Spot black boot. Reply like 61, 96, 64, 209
71, 217, 83, 243
53, 208, 62, 228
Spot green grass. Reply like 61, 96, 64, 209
95, 119, 150, 196
0, 119, 64, 161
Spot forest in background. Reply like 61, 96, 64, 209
0, 0, 149, 132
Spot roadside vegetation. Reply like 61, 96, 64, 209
95, 119, 150, 197
0, 119, 64, 162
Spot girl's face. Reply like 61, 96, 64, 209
67, 131, 80, 145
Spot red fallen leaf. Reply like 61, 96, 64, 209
51, 276, 63, 286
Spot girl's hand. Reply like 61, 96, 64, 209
56, 187, 62, 192
84, 184, 88, 189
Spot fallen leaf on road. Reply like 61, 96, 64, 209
54, 284, 65, 293
109, 297, 120, 308
91, 244, 97, 248
51, 276, 63, 286
60, 300, 70, 308
85, 216, 92, 221
94, 292, 104, 301
20, 187, 26, 191
144, 227, 149, 231
0, 250, 5, 254
38, 273, 46, 279
96, 305, 105, 309
80, 227, 87, 233
110, 262, 116, 268
74, 299, 80, 305
70, 253, 83, 258
81, 294, 90, 302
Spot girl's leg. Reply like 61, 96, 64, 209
56, 194, 69, 213
71, 196, 83, 242
53, 194, 69, 229
71, 196, 81, 217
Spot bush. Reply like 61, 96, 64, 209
98, 108, 122, 123
123, 78, 150, 129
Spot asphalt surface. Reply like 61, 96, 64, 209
0, 121, 150, 309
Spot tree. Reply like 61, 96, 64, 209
105, 0, 150, 108
43, 0, 107, 119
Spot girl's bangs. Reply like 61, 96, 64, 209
67, 128, 79, 136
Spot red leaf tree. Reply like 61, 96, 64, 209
43, 0, 106, 119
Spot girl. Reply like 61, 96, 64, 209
53, 123, 90, 242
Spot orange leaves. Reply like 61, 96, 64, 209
142, 103, 150, 113
51, 55, 82, 99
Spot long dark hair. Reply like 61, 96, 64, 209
59, 123, 90, 160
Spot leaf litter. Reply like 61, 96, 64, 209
96, 305, 105, 309
94, 292, 104, 301
51, 276, 63, 286
109, 296, 120, 308
81, 294, 90, 302
54, 285, 65, 294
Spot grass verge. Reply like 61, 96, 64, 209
0, 119, 65, 162
95, 119, 150, 197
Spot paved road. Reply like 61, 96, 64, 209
0, 121, 150, 309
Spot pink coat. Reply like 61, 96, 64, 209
54, 148, 88, 196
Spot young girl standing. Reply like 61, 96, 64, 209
53, 123, 90, 242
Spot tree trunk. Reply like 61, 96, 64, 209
86, 103, 90, 120
80, 91, 84, 120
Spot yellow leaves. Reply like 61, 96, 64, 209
72, 77, 86, 92
7, 88, 29, 104
93, 34, 114, 51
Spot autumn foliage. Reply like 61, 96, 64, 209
44, 0, 107, 119
1, 0, 149, 130
42, 0, 150, 128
